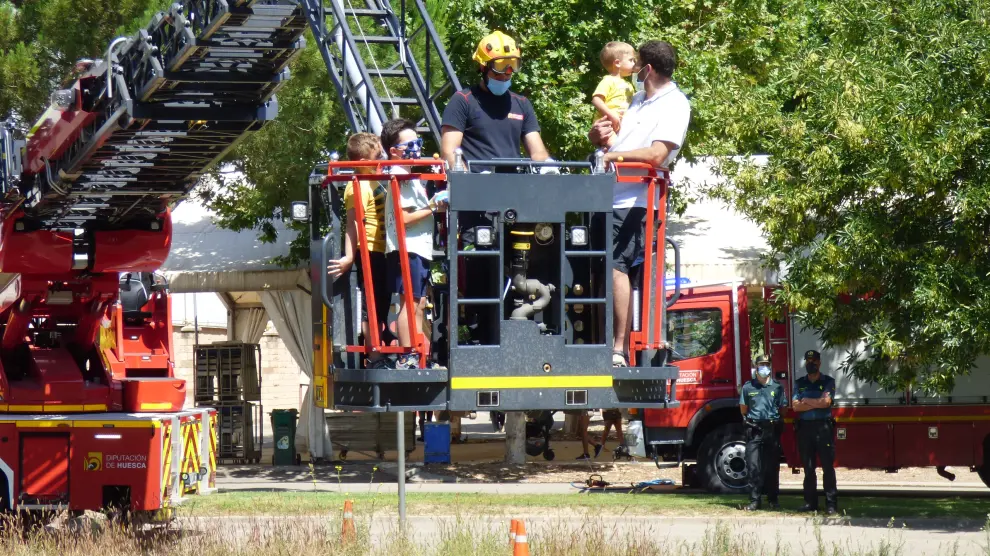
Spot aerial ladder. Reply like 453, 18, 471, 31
294, 1, 683, 422
0, 0, 306, 519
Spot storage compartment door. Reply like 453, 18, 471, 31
20, 434, 70, 502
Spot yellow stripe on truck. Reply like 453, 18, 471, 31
141, 403, 173, 411
450, 376, 613, 389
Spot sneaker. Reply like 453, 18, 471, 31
368, 356, 395, 369
593, 443, 603, 458
825, 506, 837, 516
576, 453, 591, 460
612, 352, 628, 367
396, 353, 419, 369
744, 501, 761, 511
797, 503, 818, 513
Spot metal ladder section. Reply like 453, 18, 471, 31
301, 0, 462, 140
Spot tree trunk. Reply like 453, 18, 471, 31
504, 411, 527, 464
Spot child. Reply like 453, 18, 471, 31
380, 118, 446, 369
327, 132, 392, 366
591, 41, 637, 132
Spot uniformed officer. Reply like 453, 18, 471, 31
793, 349, 838, 514
739, 355, 787, 511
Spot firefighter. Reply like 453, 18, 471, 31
440, 29, 550, 173
792, 349, 838, 514
739, 355, 786, 511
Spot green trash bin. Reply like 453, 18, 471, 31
270, 409, 301, 466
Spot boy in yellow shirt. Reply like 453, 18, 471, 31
327, 132, 393, 365
591, 41, 638, 132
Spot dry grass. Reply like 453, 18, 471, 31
0, 510, 963, 556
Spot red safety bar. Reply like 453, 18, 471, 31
323, 158, 447, 368
614, 163, 672, 366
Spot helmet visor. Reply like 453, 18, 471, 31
488, 57, 521, 75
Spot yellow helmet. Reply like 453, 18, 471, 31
473, 30, 522, 75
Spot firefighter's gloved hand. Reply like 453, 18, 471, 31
539, 158, 561, 175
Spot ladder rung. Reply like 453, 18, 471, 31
370, 68, 407, 77
354, 35, 399, 44
342, 8, 389, 17
385, 97, 421, 105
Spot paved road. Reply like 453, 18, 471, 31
177, 514, 990, 555
215, 463, 990, 497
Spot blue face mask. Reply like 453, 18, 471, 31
487, 77, 512, 96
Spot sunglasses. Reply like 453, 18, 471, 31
488, 57, 521, 75
394, 138, 423, 158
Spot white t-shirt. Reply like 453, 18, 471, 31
384, 166, 434, 260
609, 82, 691, 209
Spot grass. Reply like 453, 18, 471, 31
179, 490, 990, 521
0, 511, 970, 556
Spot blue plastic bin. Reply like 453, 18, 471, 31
423, 422, 451, 464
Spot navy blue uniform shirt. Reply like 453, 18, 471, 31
441, 85, 540, 172
793, 373, 836, 421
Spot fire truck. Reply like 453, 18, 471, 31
645, 283, 990, 492
0, 0, 307, 520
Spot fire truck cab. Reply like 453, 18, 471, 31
647, 283, 990, 492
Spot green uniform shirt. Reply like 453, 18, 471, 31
739, 378, 787, 421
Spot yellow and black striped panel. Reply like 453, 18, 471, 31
160, 424, 173, 505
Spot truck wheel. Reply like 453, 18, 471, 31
978, 465, 990, 488
696, 424, 749, 494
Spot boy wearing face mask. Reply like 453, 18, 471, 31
792, 349, 838, 514
381, 118, 448, 370
739, 355, 787, 511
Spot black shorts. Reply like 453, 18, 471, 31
602, 409, 622, 423
356, 251, 390, 330
611, 207, 646, 275
387, 251, 430, 300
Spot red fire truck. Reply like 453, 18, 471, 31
0, 0, 307, 521
644, 282, 990, 492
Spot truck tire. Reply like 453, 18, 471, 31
696, 423, 749, 494
979, 465, 990, 489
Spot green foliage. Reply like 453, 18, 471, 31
0, 0, 169, 121
710, 0, 990, 392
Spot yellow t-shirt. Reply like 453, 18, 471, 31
343, 179, 387, 253
592, 75, 635, 121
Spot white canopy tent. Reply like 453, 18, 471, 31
161, 196, 332, 459
666, 156, 774, 288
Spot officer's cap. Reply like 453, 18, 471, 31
804, 350, 821, 361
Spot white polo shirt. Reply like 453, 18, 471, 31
609, 82, 691, 209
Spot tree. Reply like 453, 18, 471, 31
710, 0, 990, 393
211, 0, 804, 264
0, 0, 170, 122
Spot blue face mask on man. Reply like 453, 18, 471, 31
486, 76, 512, 96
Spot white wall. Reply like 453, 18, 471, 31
171, 292, 228, 328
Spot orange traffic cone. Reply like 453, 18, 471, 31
509, 518, 519, 547
341, 499, 356, 543
513, 519, 530, 556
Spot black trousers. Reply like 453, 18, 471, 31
745, 421, 782, 503
797, 420, 838, 508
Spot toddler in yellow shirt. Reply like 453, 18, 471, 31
591, 41, 637, 132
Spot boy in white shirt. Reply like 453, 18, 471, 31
381, 118, 447, 369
